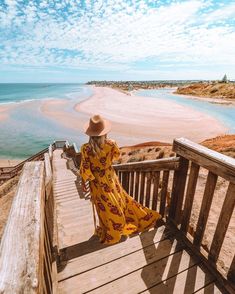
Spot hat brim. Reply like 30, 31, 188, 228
83, 119, 112, 136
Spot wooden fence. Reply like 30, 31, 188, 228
0, 138, 234, 293
0, 147, 50, 182
0, 154, 57, 293
114, 157, 179, 217
115, 137, 235, 293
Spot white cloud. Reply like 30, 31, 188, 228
0, 0, 235, 75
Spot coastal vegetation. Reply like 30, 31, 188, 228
176, 81, 235, 100
86, 80, 201, 92
87, 80, 235, 101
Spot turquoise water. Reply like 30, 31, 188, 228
0, 83, 89, 104
136, 88, 235, 133
0, 83, 91, 159
1, 85, 234, 160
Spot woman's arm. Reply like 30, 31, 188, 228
111, 140, 121, 162
79, 145, 95, 191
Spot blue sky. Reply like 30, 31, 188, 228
0, 0, 235, 82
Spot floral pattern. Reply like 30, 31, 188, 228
80, 139, 161, 245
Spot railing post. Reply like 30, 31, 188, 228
168, 156, 189, 224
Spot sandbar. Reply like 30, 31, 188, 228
75, 86, 227, 144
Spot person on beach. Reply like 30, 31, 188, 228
79, 114, 162, 245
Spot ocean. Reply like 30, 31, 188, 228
1, 84, 234, 160
0, 83, 92, 159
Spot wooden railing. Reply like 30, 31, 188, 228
169, 138, 235, 292
0, 141, 65, 183
114, 157, 179, 217
0, 147, 50, 182
1, 138, 234, 292
0, 154, 57, 293
114, 138, 235, 293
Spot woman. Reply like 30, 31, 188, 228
80, 114, 161, 245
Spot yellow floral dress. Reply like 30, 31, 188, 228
79, 139, 161, 245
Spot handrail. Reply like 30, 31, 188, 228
0, 147, 49, 181
112, 137, 235, 292
169, 137, 235, 293
0, 157, 57, 293
0, 162, 45, 292
0, 141, 66, 182
113, 157, 179, 172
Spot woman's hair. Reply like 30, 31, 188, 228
89, 134, 107, 156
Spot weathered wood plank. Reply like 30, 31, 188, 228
58, 226, 167, 281
129, 171, 134, 197
194, 282, 222, 293
169, 156, 189, 224
145, 172, 151, 207
44, 152, 53, 200
87, 251, 198, 294
159, 170, 170, 217
152, 171, 160, 210
193, 171, 218, 247
181, 162, 200, 233
0, 162, 45, 293
209, 182, 235, 263
134, 171, 140, 201
173, 137, 235, 184
139, 172, 146, 205
228, 255, 235, 284
169, 221, 233, 294
142, 263, 213, 294
113, 157, 179, 172
122, 172, 129, 193
48, 144, 53, 162
58, 238, 184, 293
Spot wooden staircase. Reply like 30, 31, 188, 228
0, 139, 234, 293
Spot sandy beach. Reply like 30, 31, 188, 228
0, 105, 13, 121
0, 159, 21, 167
74, 86, 227, 143
40, 86, 228, 146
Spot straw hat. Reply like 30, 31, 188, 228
84, 114, 111, 136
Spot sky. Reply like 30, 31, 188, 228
0, 0, 235, 82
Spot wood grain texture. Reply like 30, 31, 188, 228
145, 172, 151, 208
193, 171, 218, 247
152, 171, 160, 211
134, 171, 140, 202
129, 171, 134, 197
181, 162, 200, 233
159, 170, 170, 217
139, 172, 146, 205
209, 182, 235, 263
0, 162, 45, 293
58, 238, 184, 293
173, 137, 235, 184
169, 156, 189, 224
114, 157, 179, 172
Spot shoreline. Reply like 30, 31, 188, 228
0, 159, 22, 167
0, 85, 232, 160
173, 91, 235, 105
75, 86, 227, 143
